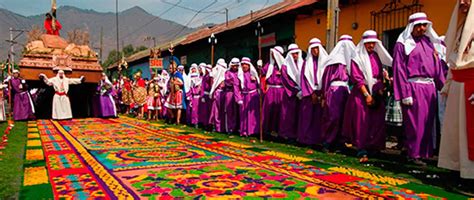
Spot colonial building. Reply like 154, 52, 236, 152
296, 0, 456, 53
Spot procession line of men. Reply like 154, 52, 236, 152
115, 11, 473, 181
3, 4, 472, 184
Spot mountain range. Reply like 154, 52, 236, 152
0, 5, 194, 62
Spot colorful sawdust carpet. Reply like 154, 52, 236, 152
20, 117, 452, 199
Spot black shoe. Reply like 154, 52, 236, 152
409, 158, 427, 166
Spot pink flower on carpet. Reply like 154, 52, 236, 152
265, 175, 286, 181
141, 187, 171, 195
232, 190, 247, 196
282, 180, 296, 186
195, 188, 224, 196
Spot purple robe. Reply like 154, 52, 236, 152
297, 58, 323, 145
343, 53, 386, 151
223, 70, 241, 133
199, 74, 212, 126
392, 36, 445, 159
209, 83, 224, 131
262, 63, 284, 134
95, 82, 117, 118
279, 64, 300, 139
321, 64, 350, 145
11, 78, 34, 121
239, 71, 260, 136
186, 82, 201, 125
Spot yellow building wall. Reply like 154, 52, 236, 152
295, 0, 456, 51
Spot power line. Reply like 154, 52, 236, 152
120, 0, 182, 41
160, 0, 225, 14
155, 0, 235, 38
171, 0, 218, 39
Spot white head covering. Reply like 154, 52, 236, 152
210, 58, 228, 96
198, 63, 207, 75
445, 1, 474, 68
160, 70, 170, 95
176, 65, 190, 93
304, 38, 329, 91
265, 46, 285, 80
12, 69, 19, 74
397, 12, 443, 56
353, 30, 393, 94
101, 73, 112, 86
238, 57, 260, 89
285, 43, 304, 87
324, 35, 356, 74
228, 57, 240, 71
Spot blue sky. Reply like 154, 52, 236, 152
0, 0, 281, 28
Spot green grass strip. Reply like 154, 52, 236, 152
0, 122, 27, 199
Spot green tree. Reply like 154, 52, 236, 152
122, 44, 135, 57
102, 49, 121, 69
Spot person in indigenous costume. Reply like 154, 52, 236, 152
199, 63, 213, 130
95, 73, 117, 118
164, 62, 187, 125
343, 30, 393, 163
132, 72, 147, 119
186, 64, 202, 127
120, 76, 132, 114
320, 35, 355, 151
39, 70, 84, 120
146, 76, 161, 121
393, 12, 446, 166
209, 59, 229, 132
262, 46, 285, 136
5, 70, 35, 121
280, 44, 303, 141
238, 57, 261, 136
438, 0, 474, 191
297, 38, 328, 146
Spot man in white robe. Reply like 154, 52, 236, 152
438, 0, 474, 194
40, 70, 84, 120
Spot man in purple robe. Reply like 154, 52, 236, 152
280, 44, 303, 141
320, 35, 355, 151
238, 57, 261, 136
199, 63, 213, 130
186, 64, 202, 127
7, 69, 35, 121
209, 59, 229, 133
262, 46, 285, 136
343, 30, 393, 163
393, 12, 445, 165
297, 38, 328, 146
223, 58, 243, 133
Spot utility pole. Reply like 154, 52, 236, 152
116, 0, 120, 68
225, 8, 229, 27
6, 28, 26, 71
326, 0, 339, 51
9, 28, 14, 66
5, 28, 25, 117
100, 26, 103, 64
